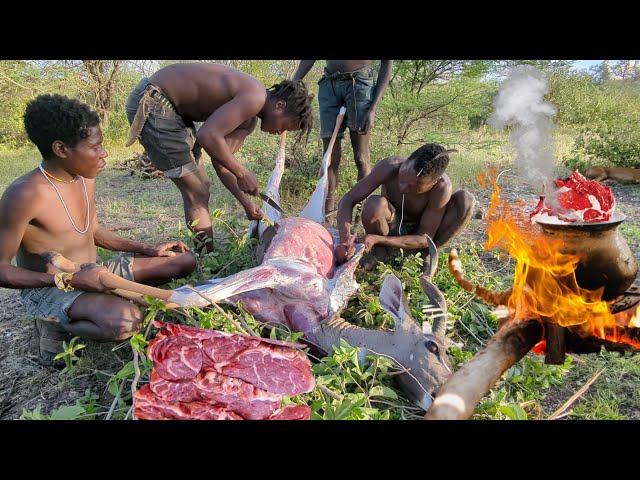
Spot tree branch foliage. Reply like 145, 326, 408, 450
0, 59, 638, 170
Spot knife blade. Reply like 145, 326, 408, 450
258, 193, 285, 214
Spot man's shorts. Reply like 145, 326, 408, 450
387, 202, 420, 236
317, 66, 375, 139
19, 253, 136, 325
126, 78, 202, 178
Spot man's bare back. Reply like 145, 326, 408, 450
151, 63, 265, 126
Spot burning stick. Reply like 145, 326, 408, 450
425, 319, 542, 420
543, 319, 566, 365
426, 249, 546, 419
448, 249, 513, 306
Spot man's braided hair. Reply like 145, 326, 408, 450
267, 80, 314, 145
411, 143, 450, 178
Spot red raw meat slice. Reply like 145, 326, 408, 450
530, 170, 615, 223
149, 370, 201, 403
139, 322, 316, 420
193, 370, 281, 420
134, 385, 244, 420
200, 336, 263, 363
187, 401, 244, 420
268, 404, 312, 420
147, 336, 202, 382
153, 321, 306, 349
220, 345, 315, 395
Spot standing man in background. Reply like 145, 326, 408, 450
293, 60, 393, 222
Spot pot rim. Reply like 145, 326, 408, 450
535, 211, 627, 231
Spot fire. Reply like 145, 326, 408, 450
478, 173, 640, 349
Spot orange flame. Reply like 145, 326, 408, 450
480, 173, 640, 349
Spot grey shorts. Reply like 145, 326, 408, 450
19, 253, 136, 325
388, 202, 419, 236
125, 78, 203, 178
318, 66, 374, 139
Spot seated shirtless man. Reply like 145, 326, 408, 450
334, 143, 476, 266
0, 94, 196, 366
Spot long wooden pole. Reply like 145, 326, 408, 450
425, 319, 543, 420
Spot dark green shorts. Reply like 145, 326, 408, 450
318, 67, 374, 139
388, 202, 419, 236
126, 78, 202, 178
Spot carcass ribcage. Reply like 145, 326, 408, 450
262, 218, 336, 278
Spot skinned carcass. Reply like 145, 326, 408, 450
47, 109, 453, 410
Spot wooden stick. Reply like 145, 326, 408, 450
45, 251, 178, 305
548, 368, 605, 420
448, 249, 513, 306
543, 320, 566, 365
424, 319, 543, 420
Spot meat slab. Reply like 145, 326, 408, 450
133, 321, 314, 420
530, 169, 615, 223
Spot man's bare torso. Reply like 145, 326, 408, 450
14, 170, 97, 273
150, 63, 263, 131
325, 60, 374, 74
381, 159, 451, 222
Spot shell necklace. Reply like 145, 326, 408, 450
38, 162, 90, 234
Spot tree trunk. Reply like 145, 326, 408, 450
82, 60, 122, 128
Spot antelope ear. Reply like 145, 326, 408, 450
422, 321, 432, 335
379, 274, 408, 326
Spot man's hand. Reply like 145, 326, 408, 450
334, 242, 355, 265
363, 234, 379, 253
69, 263, 111, 293
357, 110, 376, 135
236, 170, 260, 196
145, 241, 190, 257
244, 202, 264, 221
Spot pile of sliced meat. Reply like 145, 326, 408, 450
530, 169, 616, 223
133, 321, 315, 420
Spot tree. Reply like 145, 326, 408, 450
81, 60, 122, 128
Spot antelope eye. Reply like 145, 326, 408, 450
425, 340, 439, 354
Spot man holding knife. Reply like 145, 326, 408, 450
126, 63, 313, 250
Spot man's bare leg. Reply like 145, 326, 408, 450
361, 195, 394, 264
66, 293, 143, 341
349, 130, 372, 180
170, 163, 213, 252
45, 253, 196, 351
432, 190, 476, 247
130, 252, 196, 286
349, 131, 372, 226
324, 137, 342, 223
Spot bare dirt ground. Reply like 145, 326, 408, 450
1, 170, 639, 420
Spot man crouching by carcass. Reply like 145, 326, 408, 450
335, 143, 476, 267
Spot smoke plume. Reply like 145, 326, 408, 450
487, 65, 557, 190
